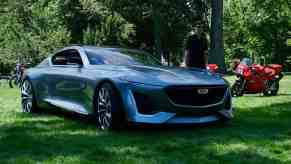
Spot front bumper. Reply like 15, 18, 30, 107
126, 108, 233, 124
117, 82, 233, 124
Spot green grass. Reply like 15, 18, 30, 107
0, 76, 291, 164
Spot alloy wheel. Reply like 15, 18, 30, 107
97, 86, 112, 130
21, 80, 33, 113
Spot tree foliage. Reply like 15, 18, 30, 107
0, 0, 290, 74
0, 0, 70, 72
105, 0, 210, 61
0, 0, 210, 73
0, 0, 135, 74
224, 0, 291, 70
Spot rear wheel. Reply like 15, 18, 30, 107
264, 81, 279, 96
94, 82, 124, 130
21, 79, 38, 113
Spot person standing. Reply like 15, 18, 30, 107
184, 27, 209, 69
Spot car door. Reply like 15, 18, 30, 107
47, 49, 89, 114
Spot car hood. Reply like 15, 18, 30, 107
119, 65, 226, 86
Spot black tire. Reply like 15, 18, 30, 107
231, 79, 244, 97
20, 79, 38, 113
271, 82, 279, 96
264, 81, 279, 96
94, 82, 124, 130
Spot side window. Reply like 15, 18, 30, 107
52, 49, 83, 66
52, 52, 66, 65
66, 49, 83, 65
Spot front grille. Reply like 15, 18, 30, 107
165, 85, 227, 107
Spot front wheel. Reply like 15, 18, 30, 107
21, 79, 38, 113
231, 78, 245, 97
94, 83, 124, 130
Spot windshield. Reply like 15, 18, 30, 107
241, 58, 252, 66
85, 48, 161, 66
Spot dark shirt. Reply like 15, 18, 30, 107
186, 34, 208, 69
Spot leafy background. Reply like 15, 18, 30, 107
0, 0, 290, 73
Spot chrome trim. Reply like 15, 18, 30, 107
44, 98, 89, 115
166, 87, 230, 109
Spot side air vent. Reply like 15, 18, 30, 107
133, 92, 158, 115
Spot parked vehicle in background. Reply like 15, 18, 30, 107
21, 45, 233, 130
231, 58, 284, 96
0, 74, 10, 87
9, 63, 27, 88
207, 64, 219, 73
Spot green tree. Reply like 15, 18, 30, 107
102, 0, 210, 64
224, 0, 291, 70
83, 12, 135, 46
0, 0, 70, 68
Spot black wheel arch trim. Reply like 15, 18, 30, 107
93, 78, 127, 119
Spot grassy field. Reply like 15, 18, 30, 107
0, 76, 291, 164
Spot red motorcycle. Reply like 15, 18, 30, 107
231, 58, 284, 96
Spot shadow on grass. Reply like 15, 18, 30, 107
208, 150, 290, 164
0, 102, 291, 163
277, 93, 291, 96
236, 94, 291, 98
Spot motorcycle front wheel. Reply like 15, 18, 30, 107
231, 78, 245, 97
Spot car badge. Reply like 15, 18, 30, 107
197, 88, 209, 95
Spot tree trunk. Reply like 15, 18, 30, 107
152, 3, 162, 59
209, 0, 225, 73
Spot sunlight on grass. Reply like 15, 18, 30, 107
0, 76, 291, 163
